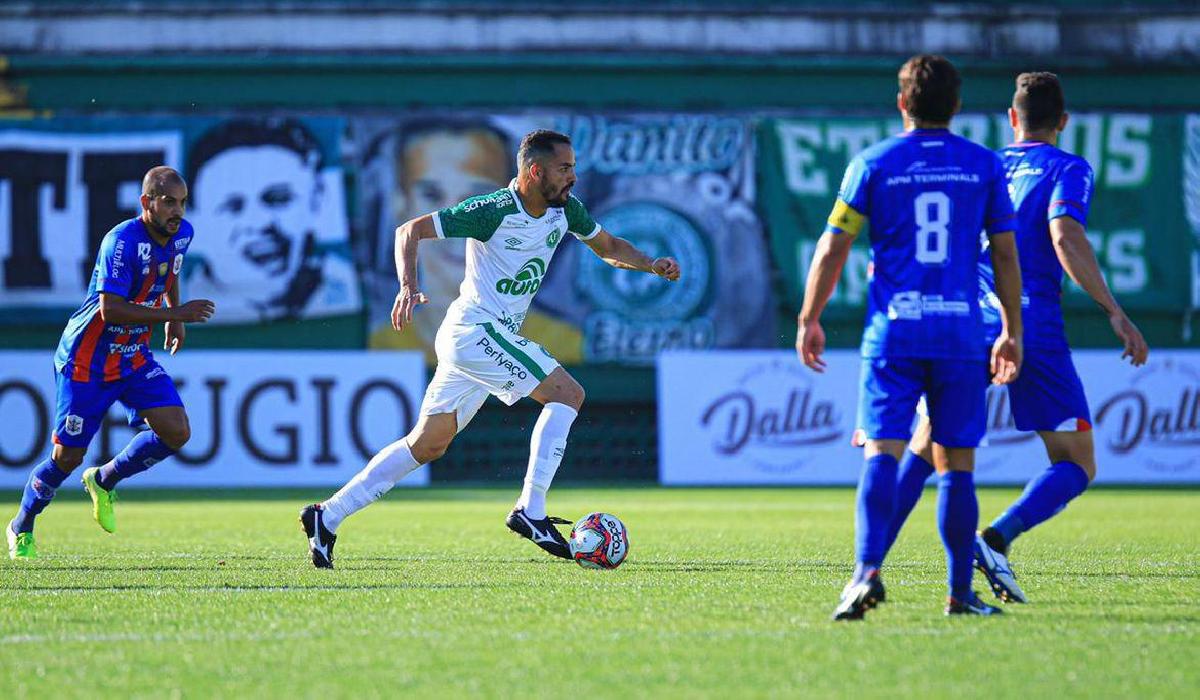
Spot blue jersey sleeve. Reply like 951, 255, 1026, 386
823, 156, 870, 236
984, 155, 1016, 236
95, 231, 133, 297
1049, 159, 1094, 227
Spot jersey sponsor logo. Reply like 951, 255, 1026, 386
108, 342, 143, 355
495, 258, 546, 296
503, 236, 523, 250
173, 254, 184, 274
137, 242, 152, 262
175, 237, 191, 250
64, 414, 84, 437
546, 228, 562, 248
462, 190, 513, 213
886, 291, 969, 320
474, 336, 530, 380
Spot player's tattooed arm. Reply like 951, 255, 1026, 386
391, 214, 438, 331
1049, 216, 1148, 366
988, 231, 1024, 384
796, 231, 856, 373
99, 293, 214, 326
582, 229, 680, 280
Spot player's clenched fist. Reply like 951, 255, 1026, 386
392, 287, 429, 331
651, 257, 681, 281
172, 299, 215, 323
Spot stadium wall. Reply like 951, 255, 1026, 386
1, 51, 1198, 484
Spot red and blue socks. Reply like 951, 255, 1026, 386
937, 470, 978, 601
883, 450, 935, 557
988, 460, 1090, 550
96, 431, 176, 491
12, 459, 70, 534
854, 453, 899, 577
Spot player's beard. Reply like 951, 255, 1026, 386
149, 211, 181, 237
543, 181, 571, 207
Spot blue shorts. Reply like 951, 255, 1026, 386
1007, 349, 1092, 432
857, 357, 989, 448
53, 361, 183, 448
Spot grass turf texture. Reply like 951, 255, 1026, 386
1, 487, 1196, 698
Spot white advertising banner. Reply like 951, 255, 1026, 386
659, 350, 1200, 486
0, 351, 428, 488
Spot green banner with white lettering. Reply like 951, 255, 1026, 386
758, 113, 1195, 323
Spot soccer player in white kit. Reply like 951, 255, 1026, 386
301, 130, 681, 568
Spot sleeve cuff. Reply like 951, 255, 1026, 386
1049, 203, 1088, 228
96, 280, 130, 297
431, 211, 446, 239
573, 222, 602, 241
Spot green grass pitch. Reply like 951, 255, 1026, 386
1, 487, 1196, 698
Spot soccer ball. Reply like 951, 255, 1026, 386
568, 512, 629, 569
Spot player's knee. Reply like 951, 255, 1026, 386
411, 440, 450, 464
154, 422, 190, 450
52, 447, 85, 471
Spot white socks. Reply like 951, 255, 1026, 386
322, 438, 422, 532
516, 402, 578, 519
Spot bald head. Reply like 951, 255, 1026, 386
142, 166, 186, 198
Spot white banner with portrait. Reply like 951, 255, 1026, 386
0, 351, 428, 488
659, 350, 1200, 486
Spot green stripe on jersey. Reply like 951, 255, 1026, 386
480, 323, 548, 381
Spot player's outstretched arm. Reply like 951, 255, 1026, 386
1050, 216, 1149, 366
582, 229, 680, 280
988, 232, 1024, 384
390, 214, 438, 331
99, 293, 214, 326
796, 231, 854, 373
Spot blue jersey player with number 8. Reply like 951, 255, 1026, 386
796, 55, 1026, 620
882, 72, 1151, 606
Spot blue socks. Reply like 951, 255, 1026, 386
854, 453, 899, 575
12, 459, 69, 534
937, 470, 978, 600
96, 431, 176, 491
883, 451, 935, 557
991, 461, 1090, 547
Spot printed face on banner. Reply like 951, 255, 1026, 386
184, 119, 359, 324
364, 121, 520, 356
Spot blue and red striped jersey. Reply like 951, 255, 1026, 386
54, 217, 194, 382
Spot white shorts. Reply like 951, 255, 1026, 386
419, 321, 560, 431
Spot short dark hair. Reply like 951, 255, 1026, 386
518, 129, 571, 172
185, 118, 323, 191
142, 166, 186, 197
1013, 72, 1065, 132
898, 54, 961, 124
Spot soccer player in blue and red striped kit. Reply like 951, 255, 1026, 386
797, 55, 1026, 619
6, 167, 215, 559
882, 72, 1150, 604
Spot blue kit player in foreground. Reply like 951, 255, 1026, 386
797, 55, 1025, 619
6, 167, 215, 559
882, 72, 1150, 603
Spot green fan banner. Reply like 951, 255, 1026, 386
758, 113, 1197, 320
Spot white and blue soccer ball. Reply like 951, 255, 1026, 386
568, 512, 629, 570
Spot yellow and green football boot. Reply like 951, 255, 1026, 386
81, 467, 117, 534
7, 525, 36, 560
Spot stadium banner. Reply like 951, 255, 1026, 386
351, 112, 777, 366
758, 113, 1195, 319
0, 350, 428, 488
659, 349, 1200, 486
0, 116, 360, 326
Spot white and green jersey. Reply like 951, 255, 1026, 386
431, 181, 601, 332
